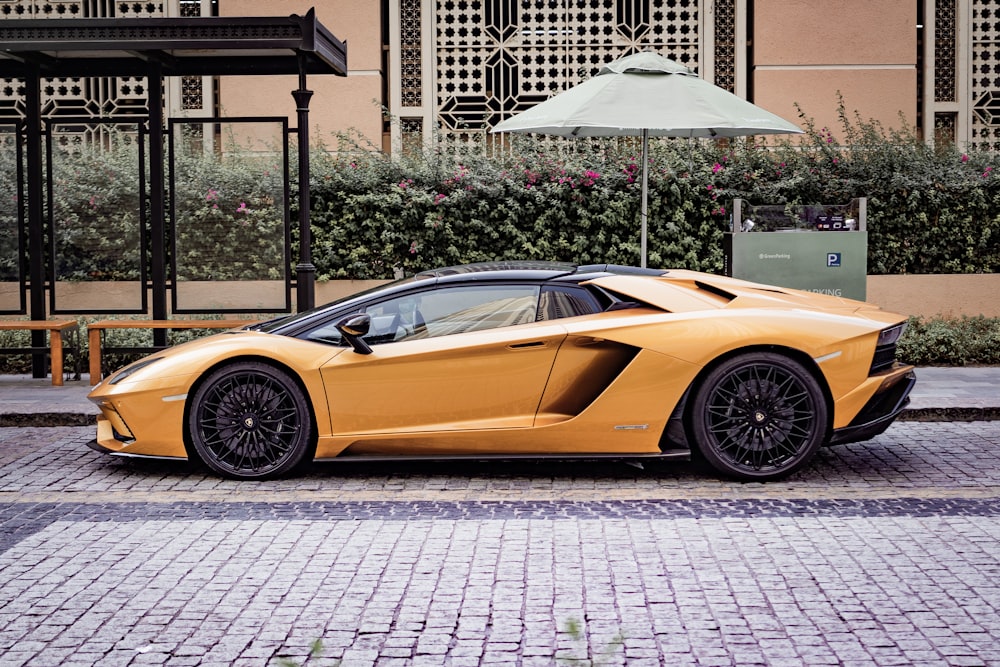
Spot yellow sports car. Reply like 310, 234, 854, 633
88, 262, 915, 481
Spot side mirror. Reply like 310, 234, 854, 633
335, 313, 373, 355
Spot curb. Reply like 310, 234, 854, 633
0, 413, 97, 427
897, 407, 1000, 422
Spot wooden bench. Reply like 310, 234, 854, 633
0, 320, 80, 386
88, 319, 258, 385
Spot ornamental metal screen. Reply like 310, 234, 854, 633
971, 0, 1000, 149
0, 0, 214, 136
397, 0, 703, 140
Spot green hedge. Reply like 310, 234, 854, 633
305, 103, 1000, 279
896, 316, 1000, 366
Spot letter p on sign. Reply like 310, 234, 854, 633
827, 252, 842, 267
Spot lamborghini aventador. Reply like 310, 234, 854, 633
88, 262, 916, 481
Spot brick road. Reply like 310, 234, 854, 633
1, 422, 999, 666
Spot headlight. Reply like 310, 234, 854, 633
109, 357, 164, 385
870, 323, 908, 374
877, 322, 907, 347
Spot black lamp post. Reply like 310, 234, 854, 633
293, 60, 315, 312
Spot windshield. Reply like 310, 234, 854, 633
250, 274, 425, 333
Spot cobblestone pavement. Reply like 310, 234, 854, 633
1, 422, 999, 666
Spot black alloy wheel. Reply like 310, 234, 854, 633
188, 361, 313, 480
690, 352, 828, 481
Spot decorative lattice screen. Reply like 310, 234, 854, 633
432, 0, 701, 134
0, 0, 210, 134
971, 0, 1000, 150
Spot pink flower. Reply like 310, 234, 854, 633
206, 189, 218, 201
409, 241, 418, 254
236, 202, 248, 214
961, 154, 969, 162
712, 163, 723, 173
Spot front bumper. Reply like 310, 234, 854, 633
830, 367, 916, 445
87, 411, 188, 460
88, 384, 191, 459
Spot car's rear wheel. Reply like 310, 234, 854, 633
689, 352, 828, 481
188, 361, 313, 480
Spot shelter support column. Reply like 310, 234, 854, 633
24, 66, 45, 377
293, 63, 315, 312
148, 67, 168, 348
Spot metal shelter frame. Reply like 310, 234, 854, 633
0, 9, 347, 377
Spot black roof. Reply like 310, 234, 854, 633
416, 261, 666, 281
415, 261, 576, 280
0, 8, 346, 78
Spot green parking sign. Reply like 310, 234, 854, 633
723, 232, 868, 301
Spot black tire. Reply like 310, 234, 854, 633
187, 361, 314, 480
689, 352, 828, 481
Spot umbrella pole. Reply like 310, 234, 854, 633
641, 128, 649, 269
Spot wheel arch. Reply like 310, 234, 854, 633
181, 354, 319, 461
676, 344, 835, 444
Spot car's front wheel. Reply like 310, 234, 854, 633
187, 361, 313, 480
689, 352, 828, 481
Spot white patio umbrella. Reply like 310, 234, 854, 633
491, 51, 803, 267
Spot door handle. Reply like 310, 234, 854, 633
508, 341, 546, 350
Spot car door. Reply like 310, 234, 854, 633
316, 283, 568, 434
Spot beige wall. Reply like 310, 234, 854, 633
217, 0, 383, 150
867, 275, 1000, 318
753, 0, 917, 138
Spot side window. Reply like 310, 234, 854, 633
415, 285, 540, 338
537, 285, 602, 321
303, 284, 542, 346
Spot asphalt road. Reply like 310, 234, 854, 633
1, 422, 999, 666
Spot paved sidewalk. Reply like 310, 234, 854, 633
2, 422, 999, 666
1, 366, 998, 426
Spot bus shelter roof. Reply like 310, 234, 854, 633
0, 8, 346, 78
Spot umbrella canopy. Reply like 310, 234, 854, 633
491, 51, 803, 266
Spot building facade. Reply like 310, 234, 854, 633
0, 0, 998, 152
